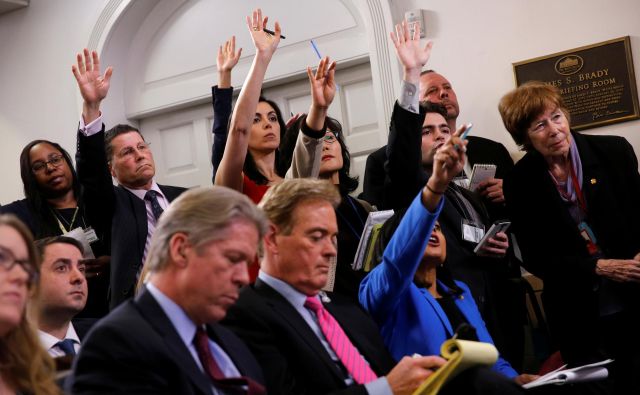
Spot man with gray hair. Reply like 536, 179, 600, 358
71, 186, 267, 395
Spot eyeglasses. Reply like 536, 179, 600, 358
323, 133, 338, 145
0, 245, 38, 287
31, 154, 64, 174
118, 142, 151, 159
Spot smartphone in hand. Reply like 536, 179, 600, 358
473, 221, 510, 254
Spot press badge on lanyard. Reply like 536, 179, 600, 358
578, 222, 599, 256
462, 219, 484, 243
569, 162, 600, 256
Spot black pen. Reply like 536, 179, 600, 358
263, 28, 286, 39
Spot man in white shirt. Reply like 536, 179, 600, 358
34, 236, 87, 357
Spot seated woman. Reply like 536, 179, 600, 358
0, 215, 59, 395
214, 10, 336, 203
281, 116, 372, 301
499, 82, 640, 394
358, 128, 536, 385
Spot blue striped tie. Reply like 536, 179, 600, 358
144, 190, 164, 222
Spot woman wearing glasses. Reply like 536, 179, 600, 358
0, 140, 110, 318
0, 214, 60, 395
280, 115, 373, 301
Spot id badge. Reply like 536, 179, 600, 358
578, 221, 600, 255
462, 219, 484, 243
84, 227, 99, 244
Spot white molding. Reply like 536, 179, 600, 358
87, 0, 130, 52
85, 0, 399, 131
348, 0, 400, 141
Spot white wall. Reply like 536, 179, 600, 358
0, 0, 109, 203
2, 0, 640, 204
390, 0, 640, 158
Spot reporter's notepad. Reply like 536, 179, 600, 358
412, 339, 498, 395
468, 164, 496, 191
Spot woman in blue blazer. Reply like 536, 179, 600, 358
358, 117, 535, 384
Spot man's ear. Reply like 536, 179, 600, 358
262, 224, 280, 255
168, 232, 189, 267
108, 161, 116, 178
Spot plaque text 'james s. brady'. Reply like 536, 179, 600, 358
513, 36, 639, 131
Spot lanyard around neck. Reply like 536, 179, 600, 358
568, 160, 587, 215
52, 207, 79, 234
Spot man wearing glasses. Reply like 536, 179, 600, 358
72, 49, 186, 310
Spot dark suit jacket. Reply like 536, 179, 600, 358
504, 131, 640, 365
222, 279, 396, 395
360, 115, 514, 217
0, 198, 111, 319
359, 146, 387, 209
376, 104, 523, 366
71, 288, 264, 395
76, 128, 186, 310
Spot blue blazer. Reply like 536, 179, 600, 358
359, 192, 517, 378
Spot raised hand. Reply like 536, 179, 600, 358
422, 124, 469, 211
307, 56, 337, 110
217, 36, 242, 73
390, 20, 433, 80
72, 49, 112, 123
72, 49, 112, 106
432, 124, 469, 187
246, 8, 280, 57
217, 36, 242, 88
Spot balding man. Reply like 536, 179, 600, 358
72, 186, 267, 395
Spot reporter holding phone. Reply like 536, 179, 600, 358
500, 82, 640, 394
382, 19, 524, 370
359, 115, 537, 386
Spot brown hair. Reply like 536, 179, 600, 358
35, 236, 85, 257
498, 81, 570, 151
104, 124, 143, 162
259, 178, 341, 235
0, 215, 60, 395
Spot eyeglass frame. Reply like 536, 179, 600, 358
322, 130, 339, 144
31, 153, 65, 174
0, 245, 39, 287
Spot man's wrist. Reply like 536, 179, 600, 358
402, 68, 421, 83
82, 102, 101, 124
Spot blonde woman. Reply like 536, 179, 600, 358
0, 215, 59, 395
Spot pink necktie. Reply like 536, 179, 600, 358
304, 296, 378, 384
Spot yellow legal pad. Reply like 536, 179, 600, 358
412, 339, 498, 395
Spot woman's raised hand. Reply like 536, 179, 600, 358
246, 8, 281, 57
308, 56, 337, 110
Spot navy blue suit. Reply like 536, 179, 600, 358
71, 288, 264, 395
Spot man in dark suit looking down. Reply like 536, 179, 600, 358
71, 186, 267, 395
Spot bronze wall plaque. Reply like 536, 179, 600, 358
513, 36, 639, 131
